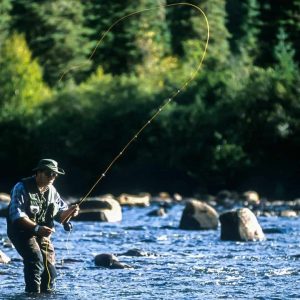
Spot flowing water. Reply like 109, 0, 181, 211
0, 204, 299, 299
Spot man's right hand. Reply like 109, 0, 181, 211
15, 217, 54, 237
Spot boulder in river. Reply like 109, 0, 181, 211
179, 200, 219, 230
94, 253, 131, 269
280, 210, 298, 217
119, 248, 156, 257
147, 207, 166, 217
243, 191, 260, 205
0, 193, 10, 203
118, 193, 150, 207
219, 208, 265, 241
74, 197, 122, 222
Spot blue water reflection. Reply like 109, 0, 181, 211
0, 204, 299, 299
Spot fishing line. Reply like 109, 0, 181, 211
60, 2, 210, 225
48, 3, 209, 291
45, 238, 51, 291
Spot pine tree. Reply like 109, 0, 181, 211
274, 27, 297, 84
82, 0, 170, 75
284, 0, 300, 63
256, 0, 298, 66
131, 0, 171, 74
166, 1, 197, 57
0, 0, 12, 47
201, 0, 230, 68
11, 0, 91, 86
226, 0, 261, 62
167, 0, 230, 69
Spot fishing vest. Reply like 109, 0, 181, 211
21, 177, 58, 226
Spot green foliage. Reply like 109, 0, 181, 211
256, 0, 300, 66
84, 1, 170, 75
166, 1, 196, 56
0, 1, 300, 197
11, 0, 91, 86
243, 0, 260, 54
0, 33, 51, 119
274, 28, 297, 84
226, 0, 261, 64
82, 1, 132, 74
131, 0, 171, 73
280, 0, 300, 63
200, 0, 230, 68
168, 0, 230, 68
0, 0, 12, 46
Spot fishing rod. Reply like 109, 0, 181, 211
60, 2, 210, 225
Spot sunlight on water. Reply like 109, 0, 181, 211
0, 205, 299, 299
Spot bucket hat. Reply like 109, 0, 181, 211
32, 159, 65, 175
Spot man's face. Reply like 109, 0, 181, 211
36, 169, 58, 187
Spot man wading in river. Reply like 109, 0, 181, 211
6, 159, 79, 293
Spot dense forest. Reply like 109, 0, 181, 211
0, 0, 299, 199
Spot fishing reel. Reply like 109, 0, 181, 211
63, 221, 73, 232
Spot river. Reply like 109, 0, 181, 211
0, 204, 299, 299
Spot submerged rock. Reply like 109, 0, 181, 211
147, 207, 166, 217
219, 208, 265, 241
119, 248, 156, 257
179, 200, 219, 230
94, 253, 131, 269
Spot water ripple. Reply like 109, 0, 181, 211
0, 209, 299, 299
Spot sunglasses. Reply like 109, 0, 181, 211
44, 170, 58, 178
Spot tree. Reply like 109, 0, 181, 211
0, 0, 12, 47
82, 0, 170, 75
0, 33, 51, 119
226, 0, 261, 62
11, 0, 91, 86
284, 0, 300, 63
166, 0, 198, 57
256, 0, 299, 66
274, 27, 297, 85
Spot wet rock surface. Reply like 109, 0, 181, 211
94, 253, 131, 269
220, 208, 265, 241
179, 200, 219, 230
73, 197, 122, 222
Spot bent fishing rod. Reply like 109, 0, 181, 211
60, 2, 210, 225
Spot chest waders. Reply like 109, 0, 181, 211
7, 177, 58, 293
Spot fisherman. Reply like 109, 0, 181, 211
6, 158, 79, 293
